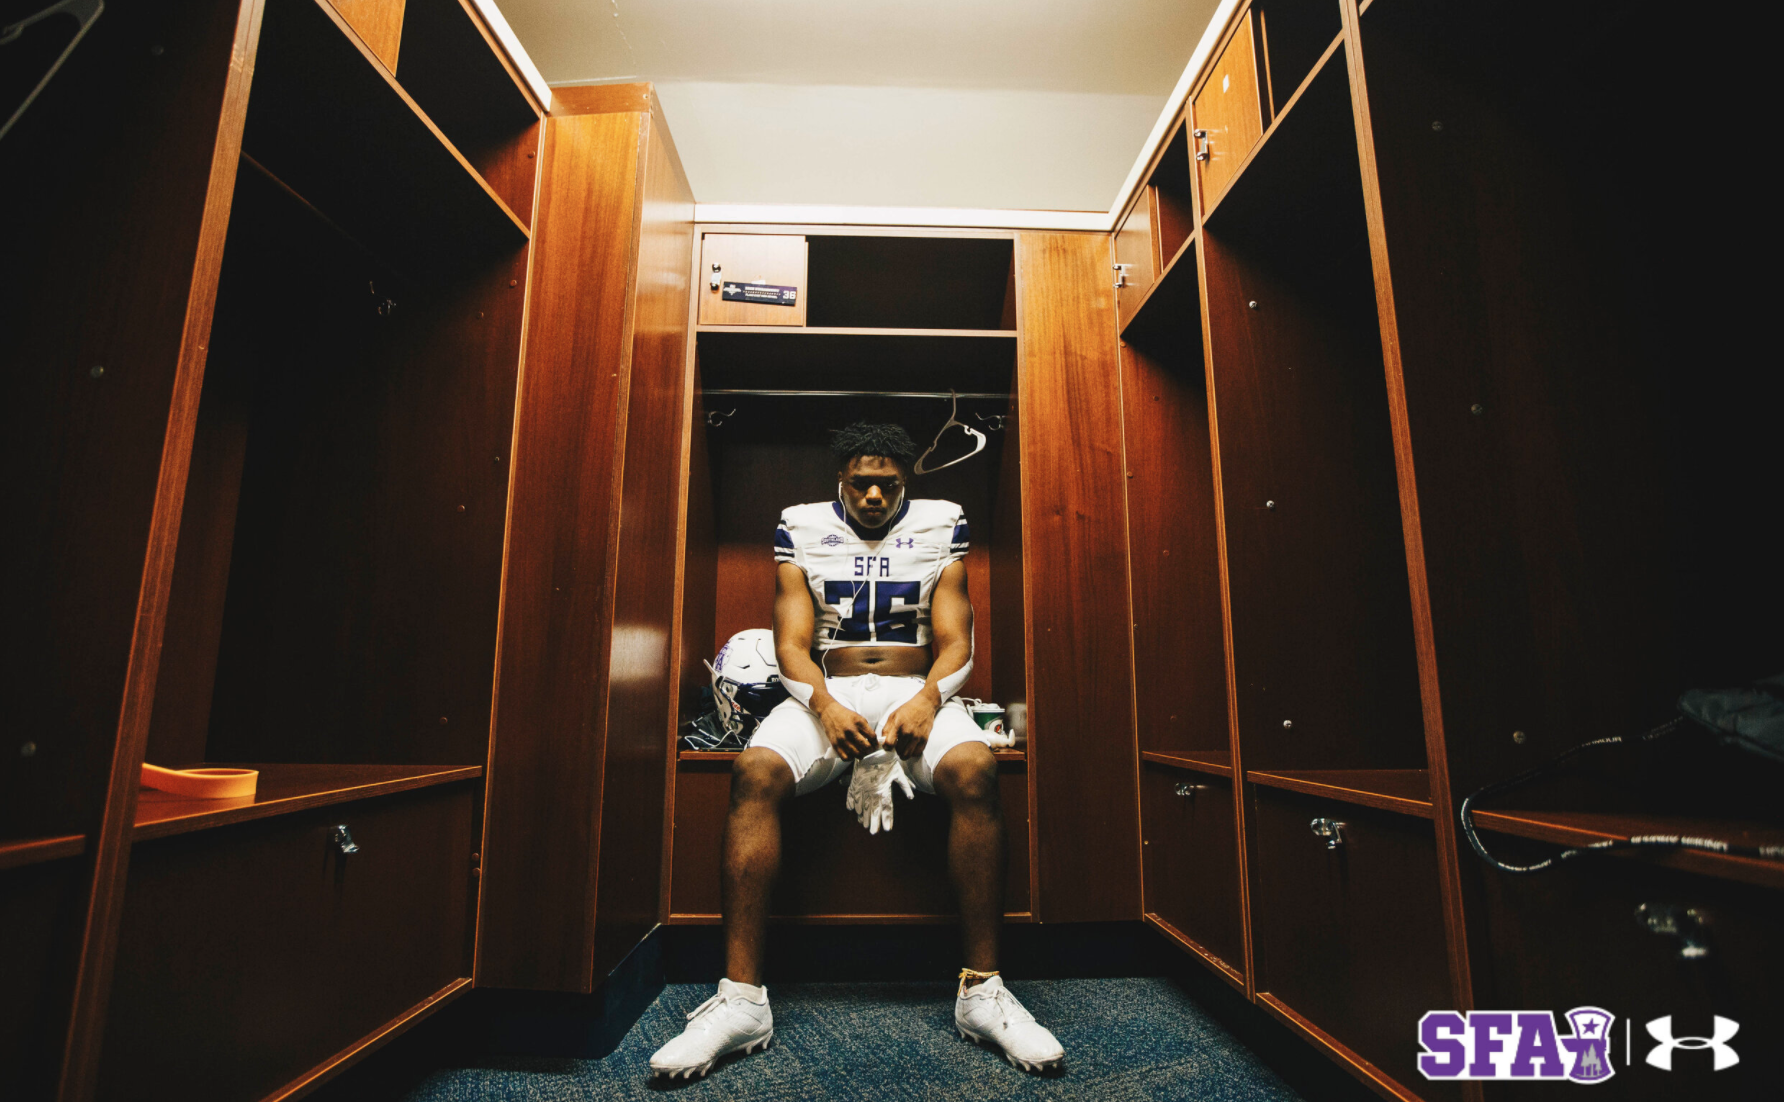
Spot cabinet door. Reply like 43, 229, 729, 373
1249, 787, 1459, 1100
1141, 764, 1244, 979
699, 234, 808, 326
1114, 196, 1156, 325
1467, 841, 1784, 1097
1193, 11, 1266, 208
97, 785, 475, 1102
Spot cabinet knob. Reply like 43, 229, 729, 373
1193, 130, 1212, 162
1309, 818, 1346, 849
331, 824, 361, 855
1636, 903, 1709, 960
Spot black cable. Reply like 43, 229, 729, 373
1458, 716, 1784, 873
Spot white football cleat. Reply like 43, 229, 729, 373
955, 975, 1065, 1073
648, 978, 774, 1080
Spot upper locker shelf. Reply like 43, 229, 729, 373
697, 232, 1017, 334
243, 0, 530, 276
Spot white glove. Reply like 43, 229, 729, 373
844, 748, 914, 834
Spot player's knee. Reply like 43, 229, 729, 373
935, 743, 998, 805
731, 748, 794, 806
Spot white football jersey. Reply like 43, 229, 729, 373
775, 498, 969, 650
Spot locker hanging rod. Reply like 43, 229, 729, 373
704, 389, 1010, 400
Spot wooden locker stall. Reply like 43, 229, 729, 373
475, 81, 695, 993
661, 227, 1139, 927
2, 0, 545, 1098
1118, 0, 1783, 1099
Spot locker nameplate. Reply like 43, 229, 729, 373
721, 282, 798, 306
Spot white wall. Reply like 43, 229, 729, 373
650, 81, 1161, 211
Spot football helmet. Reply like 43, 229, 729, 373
706, 629, 789, 741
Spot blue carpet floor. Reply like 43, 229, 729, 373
401, 977, 1307, 1101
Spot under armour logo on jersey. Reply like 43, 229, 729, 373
1646, 1016, 1740, 1071
893, 537, 917, 549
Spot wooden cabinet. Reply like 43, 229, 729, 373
1114, 1, 1781, 1099
1, 0, 543, 1096
699, 233, 809, 326
1140, 762, 1244, 983
97, 785, 476, 1102
1192, 10, 1266, 206
1248, 787, 1456, 1101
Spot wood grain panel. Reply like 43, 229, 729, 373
1200, 213, 1423, 772
1120, 333, 1226, 756
1015, 232, 1139, 922
592, 101, 695, 980
96, 784, 474, 1102
670, 761, 1030, 919
328, 0, 405, 70
1141, 765, 1244, 975
478, 109, 643, 991
1249, 787, 1459, 1102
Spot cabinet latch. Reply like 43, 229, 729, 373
1193, 129, 1212, 162
1174, 782, 1208, 798
709, 263, 722, 291
1636, 903, 1709, 960
331, 824, 361, 856
1309, 817, 1346, 849
1112, 262, 1133, 289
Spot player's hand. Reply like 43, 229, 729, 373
819, 702, 879, 760
884, 691, 939, 760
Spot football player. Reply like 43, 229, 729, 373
649, 422, 1065, 1080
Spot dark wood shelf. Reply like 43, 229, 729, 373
679, 749, 1027, 763
1470, 809, 1784, 890
133, 763, 484, 842
1201, 28, 1348, 228
696, 326, 1017, 338
0, 833, 87, 873
243, 0, 528, 275
1120, 230, 1199, 345
1140, 749, 1233, 778
1245, 769, 1433, 817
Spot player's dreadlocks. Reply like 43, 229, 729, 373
830, 421, 919, 471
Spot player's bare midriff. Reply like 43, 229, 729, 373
815, 644, 932, 679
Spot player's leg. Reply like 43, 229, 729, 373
652, 696, 845, 1080
922, 702, 1066, 1073
721, 746, 795, 986
929, 738, 1004, 974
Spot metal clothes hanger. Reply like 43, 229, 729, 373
914, 390, 987, 475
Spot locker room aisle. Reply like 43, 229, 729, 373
397, 976, 1349, 1102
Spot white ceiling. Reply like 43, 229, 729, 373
493, 0, 1222, 211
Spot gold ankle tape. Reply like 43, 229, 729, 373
959, 968, 1000, 981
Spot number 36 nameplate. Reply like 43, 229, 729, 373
721, 282, 798, 306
